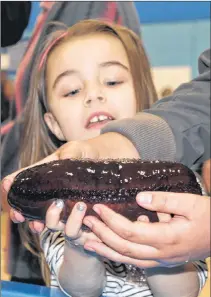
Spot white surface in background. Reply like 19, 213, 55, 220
1, 54, 10, 70
152, 65, 191, 98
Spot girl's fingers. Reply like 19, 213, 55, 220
32, 221, 45, 233
2, 152, 58, 195
14, 210, 25, 222
10, 209, 19, 223
29, 221, 45, 233
2, 178, 13, 193
10, 209, 25, 223
29, 222, 37, 233
46, 199, 65, 231
65, 202, 87, 239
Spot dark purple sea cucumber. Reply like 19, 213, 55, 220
8, 159, 202, 225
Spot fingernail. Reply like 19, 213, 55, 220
15, 216, 25, 223
76, 203, 85, 212
14, 211, 25, 223
55, 199, 64, 209
93, 205, 100, 215
2, 179, 12, 192
12, 219, 19, 224
84, 219, 92, 228
137, 193, 152, 204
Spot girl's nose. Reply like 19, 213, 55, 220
83, 87, 106, 107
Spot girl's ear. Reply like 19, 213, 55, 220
44, 112, 65, 141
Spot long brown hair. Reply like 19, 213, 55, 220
18, 19, 157, 285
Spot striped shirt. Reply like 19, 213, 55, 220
40, 228, 208, 297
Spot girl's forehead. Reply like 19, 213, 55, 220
48, 33, 128, 67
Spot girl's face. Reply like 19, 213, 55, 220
44, 33, 137, 142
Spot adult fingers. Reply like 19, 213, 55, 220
91, 204, 173, 246
138, 213, 171, 223
137, 215, 150, 222
83, 215, 159, 260
84, 240, 160, 269
157, 212, 172, 223
80, 230, 102, 245
136, 192, 199, 219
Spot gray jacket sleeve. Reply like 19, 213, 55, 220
101, 49, 210, 168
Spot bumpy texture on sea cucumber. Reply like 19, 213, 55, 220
8, 159, 202, 224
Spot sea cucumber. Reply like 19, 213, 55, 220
8, 159, 202, 225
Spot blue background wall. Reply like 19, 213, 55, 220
141, 20, 210, 78
135, 2, 210, 23
2, 1, 210, 79
134, 2, 210, 78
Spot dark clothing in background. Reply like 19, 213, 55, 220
102, 48, 211, 170
1, 90, 10, 123
1, 1, 141, 285
1, 1, 31, 47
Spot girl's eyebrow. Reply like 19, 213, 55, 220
53, 61, 128, 89
53, 70, 79, 89
100, 61, 129, 71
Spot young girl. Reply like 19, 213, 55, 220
17, 20, 206, 297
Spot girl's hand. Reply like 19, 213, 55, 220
9, 208, 45, 233
46, 200, 101, 246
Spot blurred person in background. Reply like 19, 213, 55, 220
2, 1, 210, 289
160, 86, 173, 98
1, 72, 10, 123
1, 0, 142, 285
1, 72, 16, 142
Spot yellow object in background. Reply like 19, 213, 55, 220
199, 257, 210, 297
1, 212, 11, 281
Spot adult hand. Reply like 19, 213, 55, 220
83, 191, 210, 267
1, 132, 139, 231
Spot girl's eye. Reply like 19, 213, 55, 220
105, 81, 124, 87
64, 88, 81, 97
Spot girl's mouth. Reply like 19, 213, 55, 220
85, 112, 115, 129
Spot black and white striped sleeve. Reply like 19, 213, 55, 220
40, 228, 208, 297
40, 228, 65, 287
